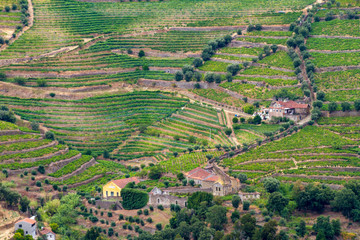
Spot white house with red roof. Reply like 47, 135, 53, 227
40, 228, 56, 240
15, 217, 37, 239
269, 100, 310, 121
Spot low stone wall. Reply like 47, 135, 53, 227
68, 173, 109, 188
163, 186, 212, 194
47, 158, 97, 181
95, 199, 122, 210
322, 110, 360, 118
0, 130, 22, 136
0, 137, 43, 145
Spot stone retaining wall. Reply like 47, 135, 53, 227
3, 147, 69, 165
0, 137, 44, 145
0, 141, 57, 156
0, 130, 22, 136
47, 157, 97, 181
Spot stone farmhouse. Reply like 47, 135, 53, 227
148, 187, 188, 208
268, 100, 310, 121
238, 191, 260, 202
40, 228, 56, 240
102, 177, 140, 198
15, 217, 37, 239
185, 164, 241, 196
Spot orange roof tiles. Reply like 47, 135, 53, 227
112, 177, 140, 189
40, 228, 55, 235
186, 168, 219, 182
16, 218, 36, 225
270, 101, 309, 109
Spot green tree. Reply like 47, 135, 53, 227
232, 195, 240, 209
175, 71, 184, 81
225, 128, 232, 136
138, 50, 145, 57
19, 196, 30, 212
227, 64, 241, 76
267, 192, 289, 213
331, 188, 359, 218
237, 173, 247, 183
354, 100, 360, 111
206, 205, 227, 230
188, 191, 213, 210
193, 58, 203, 68
296, 220, 306, 237
312, 216, 335, 240
240, 214, 256, 239
328, 102, 338, 112
261, 220, 278, 240
270, 44, 278, 53
341, 102, 351, 111
148, 166, 162, 180
263, 177, 280, 193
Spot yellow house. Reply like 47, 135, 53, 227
102, 177, 140, 198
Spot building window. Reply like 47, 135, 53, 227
26, 231, 28, 234
19, 224, 22, 228
158, 199, 160, 203
106, 191, 108, 196
185, 202, 187, 207
176, 201, 178, 205
117, 192, 119, 196
111, 192, 114, 196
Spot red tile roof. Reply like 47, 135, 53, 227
40, 228, 55, 235
112, 177, 140, 189
270, 101, 309, 109
16, 218, 36, 225
186, 168, 219, 182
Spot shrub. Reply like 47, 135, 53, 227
243, 201, 250, 210
37, 79, 47, 87
138, 50, 145, 57
157, 205, 164, 210
156, 223, 162, 231
49, 93, 56, 98
45, 131, 55, 140
5, 6, 10, 12
193, 58, 203, 68
147, 217, 153, 223
341, 102, 351, 112
30, 121, 39, 131
14, 77, 26, 86
121, 188, 148, 210
37, 165, 45, 174
175, 71, 183, 81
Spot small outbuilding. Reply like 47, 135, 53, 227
238, 191, 260, 202
40, 228, 56, 240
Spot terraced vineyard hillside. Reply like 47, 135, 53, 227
0, 91, 188, 156
223, 118, 360, 184
114, 102, 232, 160
0, 120, 128, 192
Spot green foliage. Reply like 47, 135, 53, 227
206, 205, 227, 230
263, 177, 280, 193
121, 188, 148, 210
188, 191, 213, 210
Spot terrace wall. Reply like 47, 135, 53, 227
321, 110, 360, 118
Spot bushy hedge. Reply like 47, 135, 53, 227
121, 188, 148, 210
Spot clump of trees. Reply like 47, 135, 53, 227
201, 34, 232, 61
0, 105, 16, 123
